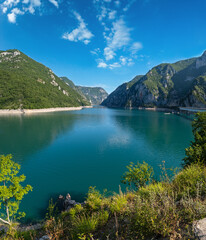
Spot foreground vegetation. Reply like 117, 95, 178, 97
0, 112, 206, 239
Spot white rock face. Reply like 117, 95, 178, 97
50, 80, 58, 87
13, 51, 21, 56
63, 90, 69, 96
0, 50, 20, 57
0, 50, 21, 63
194, 218, 206, 240
37, 78, 45, 84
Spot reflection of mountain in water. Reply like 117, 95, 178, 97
111, 110, 193, 168
0, 112, 79, 161
0, 110, 107, 162
113, 111, 192, 147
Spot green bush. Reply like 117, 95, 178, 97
132, 192, 179, 239
72, 211, 109, 238
109, 193, 128, 214
184, 112, 206, 166
121, 161, 154, 189
138, 182, 169, 199
172, 164, 206, 198
69, 204, 84, 221
85, 187, 103, 211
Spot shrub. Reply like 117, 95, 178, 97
132, 192, 180, 239
109, 193, 128, 214
72, 211, 109, 238
121, 161, 154, 189
179, 196, 206, 223
85, 187, 103, 211
69, 204, 84, 221
138, 182, 169, 199
184, 112, 206, 166
172, 164, 206, 198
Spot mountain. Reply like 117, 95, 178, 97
102, 51, 206, 108
102, 75, 143, 108
61, 77, 108, 105
76, 86, 108, 105
0, 50, 90, 109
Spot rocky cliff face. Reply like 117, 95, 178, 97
102, 51, 206, 108
102, 75, 143, 108
61, 77, 108, 105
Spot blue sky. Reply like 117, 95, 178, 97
1, 0, 206, 93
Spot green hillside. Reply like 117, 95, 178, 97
0, 50, 90, 109
102, 51, 206, 108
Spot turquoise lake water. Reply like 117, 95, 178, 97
0, 107, 193, 221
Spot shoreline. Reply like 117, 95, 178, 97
102, 106, 176, 112
0, 106, 92, 115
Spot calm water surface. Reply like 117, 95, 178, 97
0, 108, 193, 221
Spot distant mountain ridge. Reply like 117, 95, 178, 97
61, 77, 108, 105
0, 49, 90, 109
102, 51, 206, 108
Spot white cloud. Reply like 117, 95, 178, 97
48, 0, 58, 8
62, 11, 93, 45
97, 6, 107, 22
1, 0, 59, 22
7, 7, 24, 23
104, 47, 116, 60
3, 0, 20, 8
108, 10, 116, 20
97, 61, 121, 69
114, 0, 120, 7
23, 0, 41, 14
120, 56, 127, 65
120, 56, 134, 66
2, 7, 7, 13
108, 62, 121, 69
104, 18, 131, 53
130, 42, 143, 54
123, 0, 137, 12
90, 48, 100, 55
92, 0, 143, 70
98, 61, 108, 68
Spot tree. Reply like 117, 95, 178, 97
0, 154, 32, 225
184, 112, 206, 166
121, 161, 154, 189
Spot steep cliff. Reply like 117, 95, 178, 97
102, 51, 206, 108
61, 77, 108, 105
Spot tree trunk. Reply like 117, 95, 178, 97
0, 217, 10, 225
6, 206, 10, 224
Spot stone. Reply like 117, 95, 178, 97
66, 193, 71, 200
39, 235, 51, 240
194, 218, 206, 240
57, 195, 65, 211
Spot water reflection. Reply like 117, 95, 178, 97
0, 110, 105, 162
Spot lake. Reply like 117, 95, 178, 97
0, 107, 193, 221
